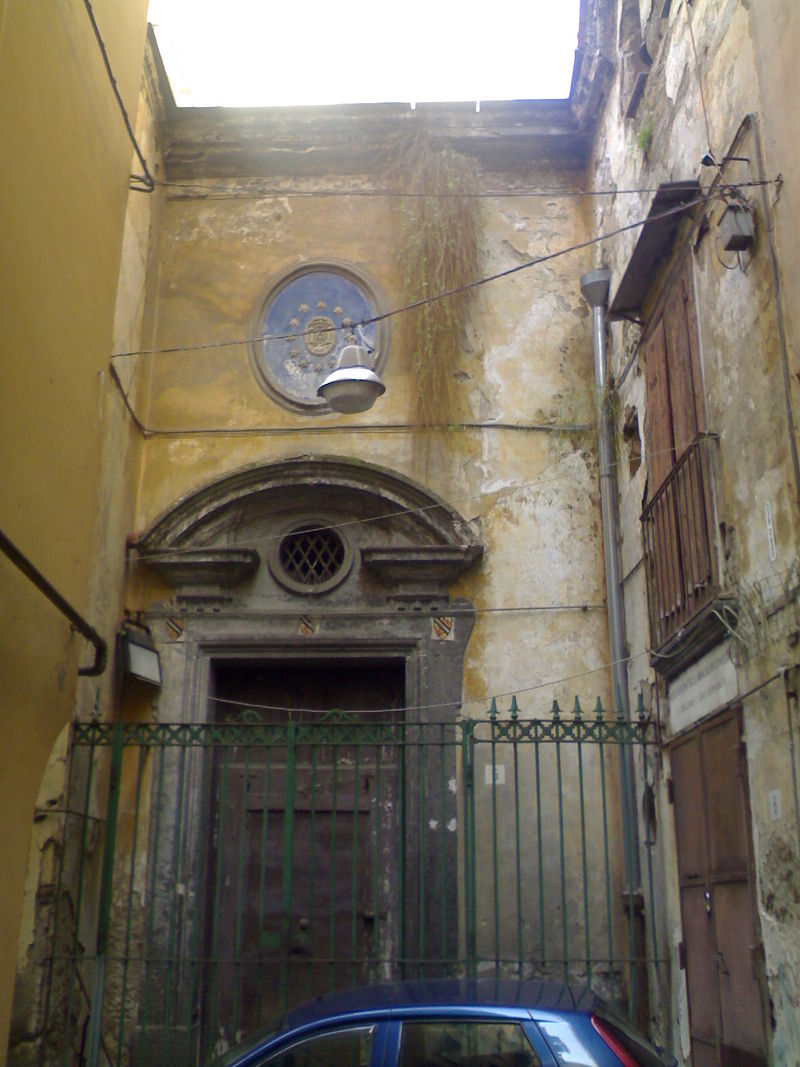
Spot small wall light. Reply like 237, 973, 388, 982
316, 344, 386, 414
719, 202, 755, 252
118, 623, 162, 686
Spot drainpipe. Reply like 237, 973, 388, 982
0, 527, 107, 676
580, 270, 641, 892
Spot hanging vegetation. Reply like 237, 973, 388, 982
389, 131, 481, 438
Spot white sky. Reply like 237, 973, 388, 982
147, 0, 581, 108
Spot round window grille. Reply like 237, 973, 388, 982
278, 525, 346, 588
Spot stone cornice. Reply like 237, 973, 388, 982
361, 545, 483, 596
145, 0, 617, 180
144, 548, 260, 589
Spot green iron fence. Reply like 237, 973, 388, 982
36, 699, 660, 1067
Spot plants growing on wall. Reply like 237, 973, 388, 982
389, 132, 481, 440
636, 114, 653, 158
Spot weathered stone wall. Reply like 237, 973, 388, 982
588, 0, 800, 1060
134, 159, 608, 678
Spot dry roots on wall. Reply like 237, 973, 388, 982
388, 132, 481, 453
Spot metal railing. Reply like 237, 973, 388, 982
641, 434, 718, 650
33, 701, 660, 1067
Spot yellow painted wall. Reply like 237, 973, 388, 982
134, 172, 608, 715
0, 0, 149, 1059
125, 155, 621, 990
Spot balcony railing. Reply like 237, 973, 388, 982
641, 434, 719, 650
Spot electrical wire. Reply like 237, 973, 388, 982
155, 177, 777, 201
83, 0, 155, 192
123, 571, 800, 721
182, 630, 795, 720
684, 0, 713, 159
122, 420, 592, 439
109, 358, 595, 437
129, 455, 602, 558
158, 179, 654, 199
129, 442, 683, 561
144, 602, 606, 622
108, 183, 777, 362
201, 650, 643, 717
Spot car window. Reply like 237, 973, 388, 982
534, 1020, 596, 1067
260, 1024, 376, 1067
400, 1021, 541, 1067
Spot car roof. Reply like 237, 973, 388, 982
214, 980, 603, 1067
276, 978, 598, 1030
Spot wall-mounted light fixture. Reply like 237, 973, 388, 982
700, 150, 749, 169
718, 202, 755, 252
117, 623, 162, 686
317, 343, 386, 414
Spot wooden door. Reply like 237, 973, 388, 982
203, 659, 404, 1050
671, 711, 767, 1066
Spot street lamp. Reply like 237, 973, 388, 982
316, 344, 386, 414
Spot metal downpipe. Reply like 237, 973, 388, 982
580, 269, 641, 892
0, 527, 107, 676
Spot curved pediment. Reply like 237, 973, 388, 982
133, 456, 482, 604
137, 455, 478, 550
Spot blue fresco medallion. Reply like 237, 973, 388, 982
255, 269, 379, 409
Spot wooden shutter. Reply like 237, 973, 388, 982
664, 280, 699, 456
642, 251, 714, 645
664, 258, 712, 602
643, 319, 683, 630
643, 318, 675, 491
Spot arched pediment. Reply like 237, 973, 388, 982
134, 456, 482, 605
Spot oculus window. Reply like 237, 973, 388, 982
252, 266, 385, 412
268, 521, 353, 595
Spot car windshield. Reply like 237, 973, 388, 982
212, 1017, 287, 1067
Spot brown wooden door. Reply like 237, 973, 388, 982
671, 710, 767, 1066
204, 659, 404, 1050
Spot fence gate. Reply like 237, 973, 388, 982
36, 700, 659, 1067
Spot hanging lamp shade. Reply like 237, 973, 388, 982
316, 344, 386, 414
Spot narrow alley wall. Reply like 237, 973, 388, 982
587, 0, 800, 1060
0, 1, 150, 1061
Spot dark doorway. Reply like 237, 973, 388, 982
671, 709, 767, 1066
202, 658, 405, 1049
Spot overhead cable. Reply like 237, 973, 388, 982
202, 650, 643, 717
156, 177, 775, 200
130, 442, 682, 561
83, 0, 155, 192
109, 184, 776, 362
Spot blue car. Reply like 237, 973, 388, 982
211, 979, 677, 1067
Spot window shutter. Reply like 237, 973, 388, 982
643, 319, 675, 492
643, 319, 683, 629
664, 261, 702, 458
664, 260, 712, 601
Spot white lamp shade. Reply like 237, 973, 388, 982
317, 344, 386, 413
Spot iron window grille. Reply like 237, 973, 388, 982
274, 523, 350, 593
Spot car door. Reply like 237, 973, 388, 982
229, 1021, 390, 1067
